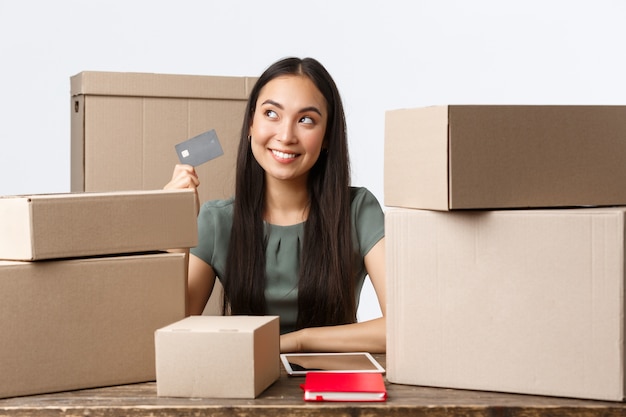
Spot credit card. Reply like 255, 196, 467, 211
175, 129, 224, 167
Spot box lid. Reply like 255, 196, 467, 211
70, 71, 257, 100
158, 316, 280, 334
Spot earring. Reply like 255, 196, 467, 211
247, 135, 252, 142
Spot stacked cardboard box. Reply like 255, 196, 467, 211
0, 189, 197, 398
70, 71, 255, 315
384, 105, 626, 401
70, 71, 256, 204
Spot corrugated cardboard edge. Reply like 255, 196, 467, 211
384, 106, 450, 210
384, 208, 402, 384
254, 316, 281, 397
0, 197, 34, 260
70, 71, 257, 100
70, 95, 85, 192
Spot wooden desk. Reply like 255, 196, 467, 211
1, 355, 624, 417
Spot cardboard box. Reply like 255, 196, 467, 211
385, 207, 626, 401
70, 71, 256, 205
384, 105, 626, 210
0, 252, 187, 399
0, 189, 197, 261
155, 315, 280, 398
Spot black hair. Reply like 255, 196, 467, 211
223, 57, 356, 329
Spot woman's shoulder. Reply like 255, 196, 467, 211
349, 186, 384, 255
202, 197, 235, 209
350, 186, 380, 205
199, 197, 235, 219
349, 186, 384, 219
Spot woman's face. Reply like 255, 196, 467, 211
249, 75, 328, 185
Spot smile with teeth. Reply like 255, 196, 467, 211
272, 149, 298, 160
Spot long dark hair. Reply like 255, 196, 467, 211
222, 57, 356, 329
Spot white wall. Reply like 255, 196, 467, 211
1, 0, 624, 320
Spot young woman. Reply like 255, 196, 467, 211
165, 57, 386, 353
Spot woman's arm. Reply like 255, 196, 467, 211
163, 164, 214, 315
280, 238, 387, 353
187, 253, 217, 316
164, 164, 201, 215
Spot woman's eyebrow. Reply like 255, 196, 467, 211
261, 99, 323, 117
262, 99, 283, 109
300, 106, 323, 117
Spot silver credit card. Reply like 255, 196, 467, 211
175, 129, 224, 166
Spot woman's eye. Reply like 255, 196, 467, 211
300, 116, 314, 124
265, 110, 278, 119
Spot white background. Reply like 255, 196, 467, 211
1, 0, 624, 320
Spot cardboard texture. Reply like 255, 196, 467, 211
384, 105, 626, 210
155, 315, 280, 399
385, 207, 626, 401
0, 189, 198, 261
70, 71, 254, 316
0, 252, 187, 399
70, 71, 256, 205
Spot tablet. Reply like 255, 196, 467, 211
280, 352, 385, 376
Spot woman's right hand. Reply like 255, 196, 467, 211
164, 164, 200, 215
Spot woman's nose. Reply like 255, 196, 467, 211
277, 121, 296, 143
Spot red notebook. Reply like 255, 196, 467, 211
300, 372, 387, 402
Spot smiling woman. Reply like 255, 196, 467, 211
165, 57, 386, 354
249, 75, 328, 188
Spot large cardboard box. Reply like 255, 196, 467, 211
0, 189, 197, 261
70, 71, 256, 205
0, 252, 187, 399
155, 315, 280, 398
384, 105, 626, 210
386, 207, 626, 401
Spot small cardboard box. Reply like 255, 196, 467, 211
0, 189, 197, 261
70, 71, 256, 205
155, 315, 280, 399
0, 252, 187, 399
386, 207, 626, 401
384, 105, 626, 210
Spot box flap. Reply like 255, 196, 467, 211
159, 315, 279, 334
70, 71, 256, 100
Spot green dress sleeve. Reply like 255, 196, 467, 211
351, 187, 385, 257
189, 198, 234, 280
350, 187, 385, 309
